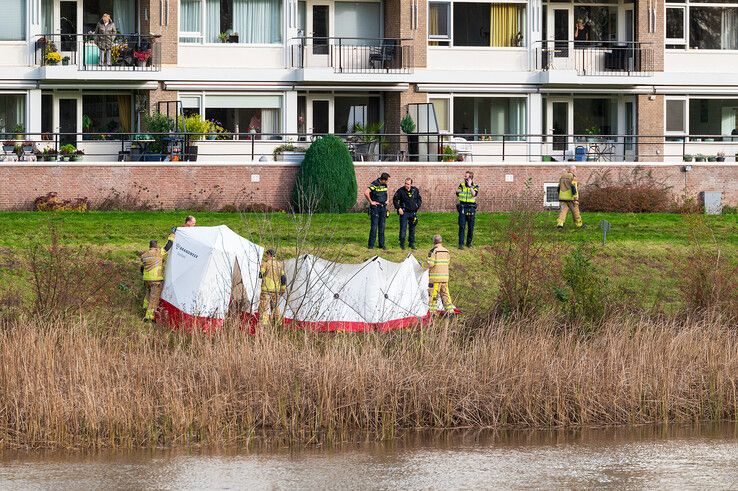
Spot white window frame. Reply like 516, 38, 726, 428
428, 0, 528, 48
178, 0, 284, 45
429, 96, 452, 133
543, 183, 560, 208
665, 5, 687, 46
665, 96, 688, 136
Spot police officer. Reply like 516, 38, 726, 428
364, 172, 390, 250
259, 249, 287, 326
456, 171, 479, 249
426, 235, 456, 314
556, 165, 583, 229
140, 240, 167, 321
165, 215, 196, 252
392, 177, 422, 250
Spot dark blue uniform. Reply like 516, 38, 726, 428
392, 186, 422, 249
367, 178, 388, 249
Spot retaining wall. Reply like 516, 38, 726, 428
0, 162, 735, 211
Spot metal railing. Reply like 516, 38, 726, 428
2, 131, 737, 163
35, 33, 161, 72
290, 37, 413, 73
534, 40, 654, 76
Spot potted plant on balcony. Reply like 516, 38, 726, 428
2, 141, 15, 153
401, 113, 418, 162
133, 48, 152, 67
44, 148, 58, 161
45, 51, 62, 66
21, 141, 35, 154
13, 124, 25, 141
707, 154, 717, 162
73, 149, 85, 162
60, 144, 77, 161
716, 151, 725, 162
228, 33, 239, 43
218, 32, 229, 43
62, 55, 70, 66
682, 154, 693, 162
273, 142, 307, 163
584, 125, 601, 143
694, 154, 706, 162
441, 145, 458, 162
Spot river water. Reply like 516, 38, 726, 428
1, 425, 737, 490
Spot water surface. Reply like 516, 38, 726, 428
1, 425, 736, 490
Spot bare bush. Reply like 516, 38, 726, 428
96, 183, 163, 211
34, 192, 90, 212
580, 167, 688, 213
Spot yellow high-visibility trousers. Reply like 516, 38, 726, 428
259, 291, 282, 325
429, 282, 455, 312
557, 201, 582, 227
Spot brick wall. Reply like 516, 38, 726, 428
636, 0, 664, 71
142, 0, 178, 65
1, 163, 735, 211
637, 94, 665, 161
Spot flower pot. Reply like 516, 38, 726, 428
695, 156, 706, 162
542, 155, 553, 162
61, 156, 70, 162
62, 59, 69, 66
716, 156, 725, 162
278, 151, 305, 164
2, 145, 14, 153
682, 156, 693, 162
22, 145, 33, 153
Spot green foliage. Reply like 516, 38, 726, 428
291, 135, 357, 213
352, 122, 385, 144
558, 245, 608, 327
272, 143, 306, 160
178, 114, 214, 141
143, 112, 175, 153
400, 113, 416, 134
59, 144, 77, 155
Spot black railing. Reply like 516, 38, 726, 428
35, 33, 161, 72
290, 37, 413, 74
1, 132, 735, 163
534, 40, 654, 76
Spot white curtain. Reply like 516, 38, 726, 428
206, 0, 221, 42
0, 95, 25, 133
233, 0, 282, 44
508, 98, 526, 140
41, 0, 53, 35
261, 108, 280, 136
113, 0, 136, 34
721, 8, 738, 50
335, 1, 381, 45
0, 0, 25, 41
180, 0, 202, 42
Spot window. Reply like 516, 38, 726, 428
0, 0, 26, 41
666, 6, 686, 45
83, 0, 137, 34
574, 6, 617, 42
333, 96, 381, 134
82, 94, 134, 138
688, 98, 738, 138
452, 97, 526, 140
690, 6, 738, 49
0, 95, 25, 136
430, 98, 450, 132
429, 2, 451, 45
665, 98, 687, 134
180, 0, 283, 44
203, 94, 282, 139
431, 1, 525, 47
572, 98, 617, 136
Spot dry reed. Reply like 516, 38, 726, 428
0, 313, 736, 449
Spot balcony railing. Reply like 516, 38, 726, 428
290, 37, 413, 74
3, 131, 736, 163
35, 34, 161, 72
534, 40, 654, 76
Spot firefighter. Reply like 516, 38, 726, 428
258, 249, 286, 326
392, 177, 422, 250
456, 171, 479, 249
426, 235, 456, 314
364, 172, 390, 250
140, 240, 167, 321
557, 165, 584, 229
165, 215, 196, 252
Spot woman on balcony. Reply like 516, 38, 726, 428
94, 13, 117, 66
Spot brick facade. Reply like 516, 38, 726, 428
637, 95, 665, 162
141, 0, 178, 65
1, 163, 735, 211
636, 0, 664, 71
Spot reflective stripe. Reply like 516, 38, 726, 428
457, 182, 478, 203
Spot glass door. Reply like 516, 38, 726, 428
547, 6, 572, 68
305, 3, 330, 67
305, 96, 332, 134
59, 98, 78, 146
60, 1, 78, 53
545, 97, 573, 156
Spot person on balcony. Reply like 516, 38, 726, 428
574, 19, 590, 48
94, 13, 117, 66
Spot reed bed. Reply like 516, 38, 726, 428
0, 314, 736, 449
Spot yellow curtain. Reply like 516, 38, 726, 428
491, 4, 520, 47
117, 94, 132, 134
429, 4, 440, 46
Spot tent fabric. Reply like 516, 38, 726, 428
158, 225, 263, 330
281, 254, 430, 332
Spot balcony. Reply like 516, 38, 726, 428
534, 41, 654, 76
35, 34, 161, 72
290, 37, 413, 74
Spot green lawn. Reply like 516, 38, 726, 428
1, 211, 736, 315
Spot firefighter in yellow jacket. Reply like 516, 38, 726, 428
426, 235, 456, 314
140, 240, 167, 321
557, 165, 584, 228
259, 249, 287, 326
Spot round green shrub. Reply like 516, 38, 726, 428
291, 135, 357, 213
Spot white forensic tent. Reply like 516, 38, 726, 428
159, 225, 263, 330
281, 254, 430, 331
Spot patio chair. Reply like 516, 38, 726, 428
369, 40, 398, 71
449, 137, 473, 161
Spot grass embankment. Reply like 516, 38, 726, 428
0, 211, 736, 449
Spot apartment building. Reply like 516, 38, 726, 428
2, 0, 738, 162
